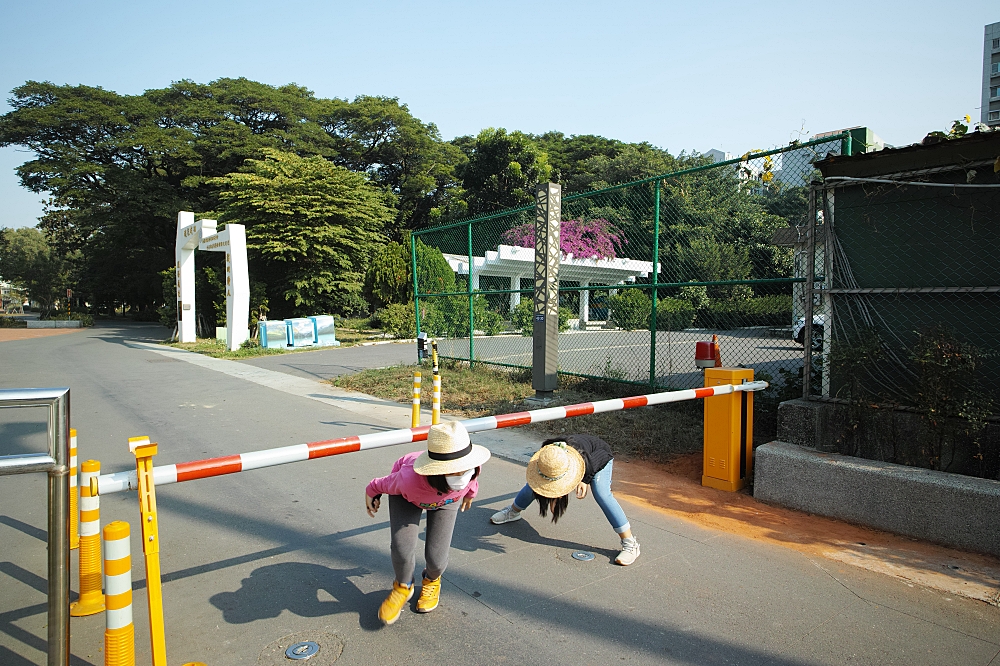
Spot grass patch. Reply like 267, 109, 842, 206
331, 360, 704, 462
166, 338, 290, 359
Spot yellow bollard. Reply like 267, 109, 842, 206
130, 436, 167, 666
411, 371, 421, 428
431, 339, 439, 374
432, 373, 441, 425
70, 428, 79, 550
71, 459, 105, 616
103, 521, 135, 666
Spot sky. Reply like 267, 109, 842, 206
0, 0, 996, 229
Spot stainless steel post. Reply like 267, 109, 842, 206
0, 387, 71, 666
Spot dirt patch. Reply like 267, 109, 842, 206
613, 452, 1000, 606
0, 328, 85, 342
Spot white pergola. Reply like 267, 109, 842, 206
442, 244, 658, 323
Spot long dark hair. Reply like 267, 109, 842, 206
534, 491, 569, 523
425, 466, 481, 494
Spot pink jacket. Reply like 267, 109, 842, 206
366, 451, 479, 510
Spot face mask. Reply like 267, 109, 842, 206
445, 469, 475, 491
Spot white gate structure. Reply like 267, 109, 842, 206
175, 211, 250, 350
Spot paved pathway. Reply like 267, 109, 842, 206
1, 323, 998, 665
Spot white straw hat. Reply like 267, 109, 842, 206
412, 421, 491, 475
525, 442, 585, 498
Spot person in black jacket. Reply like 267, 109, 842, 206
490, 434, 640, 565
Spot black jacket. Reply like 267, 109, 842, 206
542, 434, 613, 485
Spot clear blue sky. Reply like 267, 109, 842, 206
1, 0, 995, 228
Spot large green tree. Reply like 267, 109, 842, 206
0, 227, 73, 316
212, 149, 394, 317
454, 128, 552, 216
0, 79, 456, 313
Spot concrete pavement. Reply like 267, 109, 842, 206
1, 323, 998, 665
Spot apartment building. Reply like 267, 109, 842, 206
983, 22, 1000, 127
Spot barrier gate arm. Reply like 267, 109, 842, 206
93, 381, 768, 496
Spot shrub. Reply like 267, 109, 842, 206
654, 297, 696, 331
375, 303, 417, 339
421, 295, 503, 338
510, 299, 573, 335
696, 295, 793, 330
364, 241, 411, 310
609, 288, 650, 331
0, 316, 27, 328
45, 312, 95, 326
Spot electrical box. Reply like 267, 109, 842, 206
702, 367, 754, 492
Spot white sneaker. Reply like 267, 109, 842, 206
490, 506, 522, 525
616, 538, 640, 566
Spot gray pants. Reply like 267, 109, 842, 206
388, 494, 459, 585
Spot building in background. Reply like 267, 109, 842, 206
983, 22, 1000, 127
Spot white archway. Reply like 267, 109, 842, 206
175, 211, 250, 350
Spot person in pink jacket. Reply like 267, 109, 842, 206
365, 420, 490, 625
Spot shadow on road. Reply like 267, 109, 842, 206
209, 562, 384, 631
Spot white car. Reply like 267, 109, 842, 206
793, 314, 825, 350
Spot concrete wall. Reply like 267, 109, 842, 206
754, 441, 1000, 557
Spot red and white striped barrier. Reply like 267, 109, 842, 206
94, 381, 767, 495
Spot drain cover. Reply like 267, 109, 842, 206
285, 642, 320, 660
572, 551, 595, 561
259, 632, 343, 666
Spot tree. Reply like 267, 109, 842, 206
455, 128, 552, 215
0, 227, 71, 316
364, 240, 411, 310
501, 218, 626, 259
212, 149, 394, 317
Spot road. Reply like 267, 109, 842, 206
437, 328, 801, 388
1, 323, 998, 666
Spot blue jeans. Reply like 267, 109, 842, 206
512, 459, 630, 534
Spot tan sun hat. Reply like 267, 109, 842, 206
412, 421, 491, 475
525, 442, 586, 498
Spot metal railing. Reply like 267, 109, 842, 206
0, 388, 71, 666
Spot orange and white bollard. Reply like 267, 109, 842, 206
411, 371, 421, 428
103, 521, 134, 666
70, 428, 79, 550
71, 459, 105, 616
432, 373, 441, 425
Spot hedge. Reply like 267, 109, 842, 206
695, 295, 793, 330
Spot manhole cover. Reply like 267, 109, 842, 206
285, 641, 320, 660
258, 632, 343, 666
572, 551, 595, 561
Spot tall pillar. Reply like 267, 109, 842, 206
532, 183, 561, 396
510, 275, 521, 312
580, 281, 590, 324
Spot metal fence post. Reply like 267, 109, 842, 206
802, 185, 817, 399
411, 233, 421, 343
649, 180, 661, 388
0, 388, 72, 666
533, 182, 561, 396
468, 220, 475, 362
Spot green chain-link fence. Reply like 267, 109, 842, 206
808, 176, 1000, 412
413, 133, 849, 392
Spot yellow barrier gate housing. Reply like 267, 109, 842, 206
702, 367, 754, 492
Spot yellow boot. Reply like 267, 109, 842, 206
416, 575, 441, 613
378, 580, 414, 625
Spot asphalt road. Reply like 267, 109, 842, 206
437, 328, 801, 388
2, 323, 999, 666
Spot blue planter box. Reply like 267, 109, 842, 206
309, 315, 340, 347
258, 321, 288, 349
286, 318, 315, 348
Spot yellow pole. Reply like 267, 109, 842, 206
70, 428, 79, 550
130, 436, 167, 666
431, 339, 439, 374
103, 521, 135, 666
432, 373, 441, 426
411, 371, 421, 428
71, 459, 105, 616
